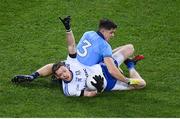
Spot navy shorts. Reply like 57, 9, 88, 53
100, 59, 119, 91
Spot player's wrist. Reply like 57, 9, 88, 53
125, 77, 130, 84
30, 72, 40, 80
66, 29, 72, 32
65, 25, 71, 31
59, 16, 71, 31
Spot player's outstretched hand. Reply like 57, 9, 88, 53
91, 75, 104, 93
59, 16, 71, 31
11, 75, 34, 83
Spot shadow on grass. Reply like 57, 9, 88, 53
10, 78, 63, 91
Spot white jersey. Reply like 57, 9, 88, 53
62, 56, 105, 97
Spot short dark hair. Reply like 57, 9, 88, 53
52, 61, 65, 76
99, 19, 117, 30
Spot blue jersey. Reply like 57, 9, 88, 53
77, 31, 112, 66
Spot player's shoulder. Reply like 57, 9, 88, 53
84, 31, 96, 34
98, 38, 110, 47
83, 31, 97, 37
82, 31, 107, 46
66, 55, 83, 66
66, 55, 78, 64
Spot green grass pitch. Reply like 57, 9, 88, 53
0, 0, 180, 117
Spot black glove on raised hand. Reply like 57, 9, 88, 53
91, 75, 104, 93
11, 75, 34, 83
59, 16, 71, 31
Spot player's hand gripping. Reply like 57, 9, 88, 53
11, 75, 34, 83
59, 16, 71, 31
91, 75, 104, 93
127, 78, 141, 85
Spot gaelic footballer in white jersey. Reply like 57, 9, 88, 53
61, 55, 135, 97
62, 55, 106, 96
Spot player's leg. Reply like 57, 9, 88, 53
111, 69, 146, 91
112, 44, 134, 67
112, 46, 123, 53
11, 63, 54, 83
124, 59, 146, 89
128, 69, 146, 89
112, 44, 134, 73
111, 80, 134, 91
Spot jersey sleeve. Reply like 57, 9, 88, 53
66, 55, 78, 63
100, 42, 113, 58
64, 89, 82, 97
63, 83, 82, 97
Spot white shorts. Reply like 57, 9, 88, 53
111, 80, 131, 91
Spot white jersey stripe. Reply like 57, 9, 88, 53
64, 83, 70, 96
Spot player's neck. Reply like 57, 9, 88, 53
98, 30, 109, 41
97, 30, 106, 40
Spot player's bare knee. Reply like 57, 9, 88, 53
141, 80, 146, 88
137, 80, 146, 89
133, 79, 146, 89
126, 44, 134, 55
122, 44, 134, 58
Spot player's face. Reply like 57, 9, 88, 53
55, 66, 72, 81
104, 29, 116, 41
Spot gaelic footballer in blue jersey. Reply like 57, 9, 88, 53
76, 17, 138, 86
11, 16, 146, 97
76, 19, 117, 66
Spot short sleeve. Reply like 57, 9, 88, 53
101, 43, 112, 58
63, 83, 82, 97
66, 55, 78, 63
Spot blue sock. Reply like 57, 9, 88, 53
126, 61, 135, 69
30, 72, 40, 79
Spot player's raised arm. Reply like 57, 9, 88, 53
59, 16, 76, 56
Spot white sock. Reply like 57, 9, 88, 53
113, 53, 125, 66
129, 67, 136, 72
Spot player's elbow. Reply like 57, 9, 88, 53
47, 63, 54, 68
126, 44, 135, 55
83, 90, 97, 97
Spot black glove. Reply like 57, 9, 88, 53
59, 16, 71, 31
11, 75, 34, 83
91, 75, 104, 93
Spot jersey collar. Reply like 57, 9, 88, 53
96, 31, 105, 40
